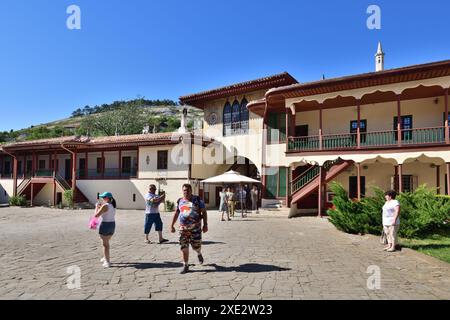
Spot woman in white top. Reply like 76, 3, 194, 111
382, 190, 401, 252
95, 192, 116, 267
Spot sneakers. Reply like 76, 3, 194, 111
198, 254, 204, 265
102, 261, 111, 268
159, 239, 169, 244
180, 264, 189, 274
100, 257, 106, 262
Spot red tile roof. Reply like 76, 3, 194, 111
265, 59, 450, 101
1, 132, 211, 151
179, 72, 298, 108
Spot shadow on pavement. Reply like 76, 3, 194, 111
112, 261, 183, 269
190, 263, 291, 273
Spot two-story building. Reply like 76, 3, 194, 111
2, 45, 450, 216
181, 45, 450, 216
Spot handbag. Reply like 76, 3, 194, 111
89, 216, 100, 230
380, 229, 388, 245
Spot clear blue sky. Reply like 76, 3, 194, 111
0, 0, 449, 131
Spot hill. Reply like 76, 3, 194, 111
0, 102, 204, 144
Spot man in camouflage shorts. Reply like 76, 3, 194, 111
171, 184, 208, 274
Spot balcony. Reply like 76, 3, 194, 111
77, 168, 137, 179
288, 126, 448, 152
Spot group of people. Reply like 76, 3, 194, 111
93, 183, 208, 274
218, 185, 259, 221
91, 185, 402, 272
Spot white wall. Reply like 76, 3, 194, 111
0, 179, 14, 203
139, 145, 189, 179
76, 179, 190, 210
33, 183, 69, 207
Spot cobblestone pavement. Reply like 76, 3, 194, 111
0, 207, 449, 300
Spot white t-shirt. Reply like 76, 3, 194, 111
102, 203, 116, 222
145, 193, 161, 214
382, 200, 400, 226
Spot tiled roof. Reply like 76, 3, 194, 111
266, 59, 450, 100
1, 132, 210, 151
179, 72, 298, 107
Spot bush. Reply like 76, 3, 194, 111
165, 200, 175, 212
63, 190, 74, 208
9, 195, 27, 207
327, 182, 450, 239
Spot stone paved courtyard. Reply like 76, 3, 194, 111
0, 206, 449, 300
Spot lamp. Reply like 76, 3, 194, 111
146, 155, 150, 165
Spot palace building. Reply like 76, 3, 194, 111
2, 44, 450, 215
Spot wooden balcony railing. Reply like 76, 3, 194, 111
288, 126, 448, 152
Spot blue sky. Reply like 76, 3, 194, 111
0, 0, 449, 131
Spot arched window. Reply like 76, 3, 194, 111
231, 99, 241, 134
223, 101, 232, 136
240, 98, 249, 133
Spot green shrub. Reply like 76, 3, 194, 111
63, 190, 74, 208
327, 182, 450, 239
9, 195, 27, 207
165, 200, 175, 212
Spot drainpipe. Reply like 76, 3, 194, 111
61, 143, 77, 206
2, 148, 18, 197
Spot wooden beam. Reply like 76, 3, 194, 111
445, 89, 449, 144
318, 165, 324, 218
436, 165, 441, 195
85, 152, 88, 179
398, 164, 403, 193
31, 183, 34, 207
357, 162, 361, 201
319, 106, 323, 150
397, 95, 402, 147
447, 163, 450, 196
12, 156, 18, 197
286, 167, 290, 208
101, 151, 105, 180
357, 100, 361, 149
119, 150, 122, 178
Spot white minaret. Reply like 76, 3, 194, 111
375, 41, 385, 72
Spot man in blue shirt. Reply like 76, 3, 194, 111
144, 184, 169, 244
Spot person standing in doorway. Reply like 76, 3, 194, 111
170, 184, 208, 274
95, 192, 117, 268
144, 184, 169, 244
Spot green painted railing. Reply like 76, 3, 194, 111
401, 127, 445, 145
291, 166, 320, 194
360, 130, 397, 147
288, 127, 447, 152
291, 159, 342, 195
288, 136, 320, 151
35, 169, 54, 177
322, 133, 357, 150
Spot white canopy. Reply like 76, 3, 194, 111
201, 170, 260, 184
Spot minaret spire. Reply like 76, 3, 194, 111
375, 41, 385, 72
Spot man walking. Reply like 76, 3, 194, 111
144, 184, 169, 244
171, 184, 208, 274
